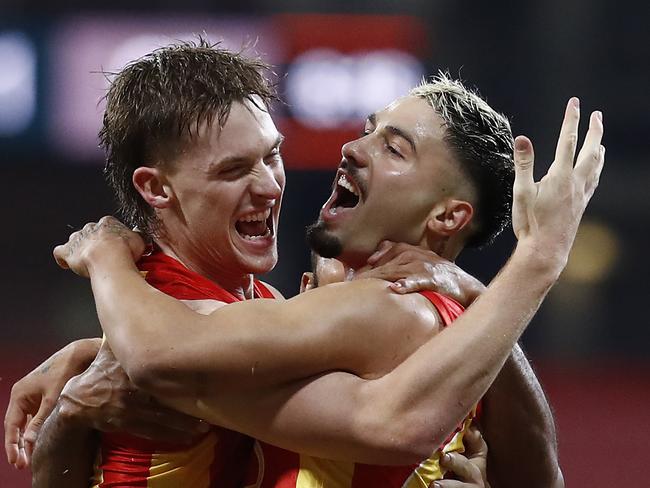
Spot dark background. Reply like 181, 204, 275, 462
1, 1, 649, 486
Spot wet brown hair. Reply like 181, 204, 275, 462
100, 37, 278, 236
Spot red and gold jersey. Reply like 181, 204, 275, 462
92, 250, 275, 488
244, 291, 478, 488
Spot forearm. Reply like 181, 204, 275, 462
67, 338, 103, 372
32, 404, 98, 488
482, 344, 562, 488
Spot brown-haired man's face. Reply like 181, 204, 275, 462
308, 96, 471, 268
162, 98, 285, 277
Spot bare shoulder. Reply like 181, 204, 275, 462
295, 279, 443, 377
258, 281, 286, 300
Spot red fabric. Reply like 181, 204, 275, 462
98, 250, 271, 487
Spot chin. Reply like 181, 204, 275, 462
306, 220, 342, 259
242, 253, 278, 275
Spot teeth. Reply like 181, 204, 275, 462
241, 228, 272, 240
337, 175, 359, 196
239, 208, 271, 223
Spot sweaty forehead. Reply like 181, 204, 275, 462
218, 99, 279, 146
185, 99, 280, 163
377, 96, 446, 144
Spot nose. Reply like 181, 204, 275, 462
341, 137, 369, 168
252, 161, 284, 203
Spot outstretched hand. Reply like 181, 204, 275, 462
512, 98, 605, 266
53, 216, 146, 277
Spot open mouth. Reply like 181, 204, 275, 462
330, 173, 361, 213
235, 208, 274, 240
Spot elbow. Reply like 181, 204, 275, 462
394, 417, 450, 463
364, 420, 446, 465
125, 360, 163, 393
357, 403, 449, 465
121, 348, 178, 397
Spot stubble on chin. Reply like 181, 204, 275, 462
305, 220, 342, 259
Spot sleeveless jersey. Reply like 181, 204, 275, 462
243, 291, 478, 488
91, 250, 275, 488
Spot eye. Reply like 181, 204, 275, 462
386, 144, 403, 158
266, 147, 283, 165
220, 164, 248, 178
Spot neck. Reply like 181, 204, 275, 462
154, 237, 255, 300
428, 237, 463, 262
343, 237, 463, 279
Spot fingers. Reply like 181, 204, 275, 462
575, 111, 605, 197
23, 438, 34, 468
367, 241, 396, 265
357, 263, 408, 282
513, 136, 536, 201
15, 436, 29, 470
553, 97, 580, 173
440, 452, 482, 484
368, 243, 445, 269
463, 425, 488, 459
433, 480, 476, 488
4, 395, 29, 466
390, 276, 434, 294
22, 398, 55, 446
585, 145, 605, 199
4, 426, 20, 466
511, 135, 537, 238
368, 242, 419, 267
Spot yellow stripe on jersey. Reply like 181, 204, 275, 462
402, 407, 477, 487
296, 456, 355, 488
147, 430, 218, 488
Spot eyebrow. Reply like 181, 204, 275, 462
212, 133, 286, 168
367, 113, 417, 154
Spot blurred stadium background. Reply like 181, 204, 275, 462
1, 1, 648, 486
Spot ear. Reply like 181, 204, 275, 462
426, 199, 474, 237
300, 272, 315, 293
132, 167, 174, 209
